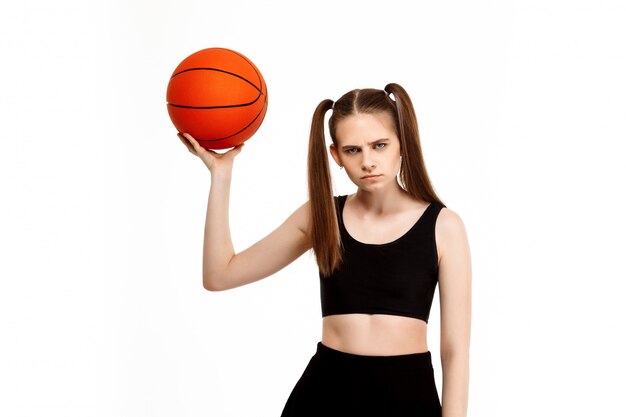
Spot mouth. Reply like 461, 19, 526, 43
361, 174, 382, 179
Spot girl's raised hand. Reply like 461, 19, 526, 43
177, 132, 244, 175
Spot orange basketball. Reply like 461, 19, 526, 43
166, 47, 268, 150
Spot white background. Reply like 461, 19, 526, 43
1, 0, 625, 415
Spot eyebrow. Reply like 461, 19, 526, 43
340, 138, 389, 150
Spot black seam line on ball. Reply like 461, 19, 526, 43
227, 50, 264, 94
196, 102, 267, 142
167, 98, 259, 109
170, 67, 264, 94
167, 83, 263, 108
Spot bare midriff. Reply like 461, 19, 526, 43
321, 314, 429, 356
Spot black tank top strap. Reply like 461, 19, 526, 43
419, 201, 446, 232
335, 194, 348, 228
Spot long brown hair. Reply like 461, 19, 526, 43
307, 83, 444, 277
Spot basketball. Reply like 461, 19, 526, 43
166, 47, 268, 150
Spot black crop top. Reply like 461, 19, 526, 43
319, 195, 446, 323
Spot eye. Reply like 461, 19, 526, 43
375, 143, 386, 149
345, 148, 359, 154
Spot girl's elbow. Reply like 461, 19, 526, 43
203, 273, 227, 291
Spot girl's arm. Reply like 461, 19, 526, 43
436, 208, 472, 417
204, 173, 311, 291
178, 133, 312, 292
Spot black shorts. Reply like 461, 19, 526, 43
280, 341, 442, 417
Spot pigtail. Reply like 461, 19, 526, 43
307, 99, 342, 277
384, 83, 439, 202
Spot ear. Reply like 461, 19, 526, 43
329, 144, 342, 167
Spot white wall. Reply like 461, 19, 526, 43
1, 0, 624, 415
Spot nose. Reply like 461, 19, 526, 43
361, 149, 376, 171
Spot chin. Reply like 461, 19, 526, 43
357, 181, 389, 191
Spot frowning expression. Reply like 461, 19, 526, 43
330, 111, 402, 190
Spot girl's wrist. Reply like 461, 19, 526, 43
210, 169, 233, 184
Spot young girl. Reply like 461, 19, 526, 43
178, 83, 472, 417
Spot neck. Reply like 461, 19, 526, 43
353, 183, 410, 214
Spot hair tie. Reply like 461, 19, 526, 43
383, 87, 393, 102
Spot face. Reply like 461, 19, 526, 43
329, 111, 402, 191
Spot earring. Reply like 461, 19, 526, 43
340, 166, 344, 170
